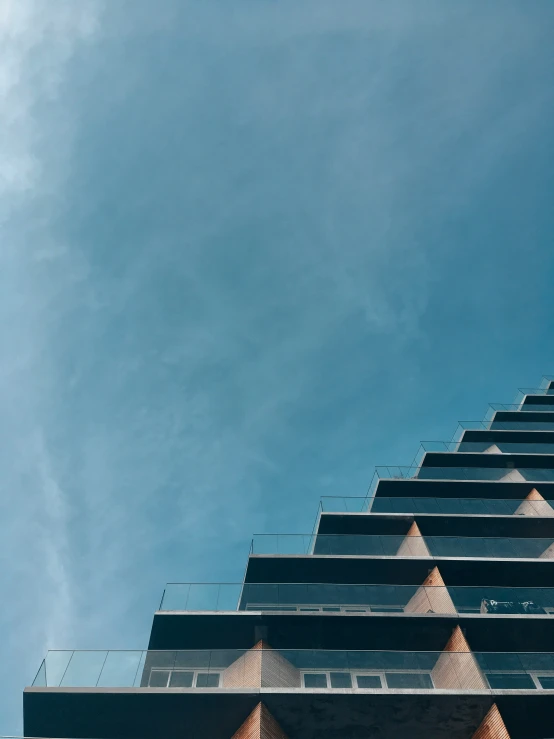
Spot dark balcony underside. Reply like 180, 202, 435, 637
316, 512, 554, 538
245, 554, 554, 586
523, 396, 554, 406
24, 688, 554, 739
148, 610, 554, 652
374, 479, 554, 499
421, 452, 554, 469
460, 430, 554, 444
493, 411, 554, 423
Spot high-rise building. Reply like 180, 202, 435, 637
24, 378, 554, 738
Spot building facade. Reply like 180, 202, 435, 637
24, 378, 554, 738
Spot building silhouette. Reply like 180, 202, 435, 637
24, 377, 554, 738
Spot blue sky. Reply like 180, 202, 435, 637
1, 0, 554, 731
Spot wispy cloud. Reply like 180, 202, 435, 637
0, 0, 102, 729
1, 1, 553, 732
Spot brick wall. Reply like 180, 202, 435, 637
396, 522, 430, 557
472, 704, 511, 739
223, 642, 300, 689
261, 649, 301, 688
431, 627, 488, 690
404, 567, 457, 614
514, 488, 554, 517
232, 702, 289, 739
222, 647, 262, 689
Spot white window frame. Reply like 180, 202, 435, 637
300, 668, 434, 690
247, 602, 554, 616
244, 603, 404, 614
531, 671, 554, 689
148, 668, 221, 688
354, 672, 386, 688
301, 670, 338, 689
484, 669, 554, 690
457, 607, 481, 614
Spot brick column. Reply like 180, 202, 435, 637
396, 522, 430, 557
404, 566, 457, 614
431, 626, 488, 690
472, 704, 510, 739
498, 470, 526, 482
231, 702, 289, 739
539, 541, 554, 559
222, 641, 301, 689
514, 488, 554, 517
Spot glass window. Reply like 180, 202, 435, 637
246, 605, 297, 611
386, 673, 433, 689
149, 670, 170, 687
195, 672, 220, 688
330, 672, 352, 688
303, 673, 328, 688
486, 673, 536, 690
322, 607, 341, 612
458, 607, 481, 614
356, 674, 383, 688
168, 671, 194, 687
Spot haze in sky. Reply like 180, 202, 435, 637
1, 0, 554, 731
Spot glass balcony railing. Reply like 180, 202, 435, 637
489, 404, 554, 413
160, 583, 244, 611
515, 389, 554, 403
371, 466, 554, 491
448, 586, 554, 615
454, 400, 554, 436
418, 440, 554, 455
159, 582, 554, 616
32, 649, 554, 692
320, 496, 373, 512
412, 440, 554, 467
490, 420, 554, 430
452, 422, 492, 439
456, 420, 554, 434
519, 388, 554, 395
250, 534, 554, 558
319, 496, 554, 516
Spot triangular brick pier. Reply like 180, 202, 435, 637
514, 488, 554, 517
471, 704, 511, 739
223, 641, 301, 689
232, 703, 289, 739
404, 566, 457, 614
396, 521, 430, 557
431, 626, 488, 690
